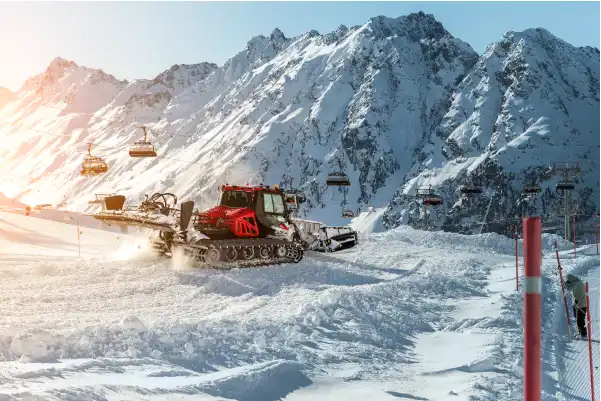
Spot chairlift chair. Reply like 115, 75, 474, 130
129, 126, 157, 158
556, 181, 575, 191
342, 209, 355, 218
326, 159, 351, 186
424, 195, 444, 206
81, 144, 108, 176
522, 176, 541, 194
523, 185, 542, 194
459, 182, 483, 195
416, 185, 444, 206
326, 172, 351, 186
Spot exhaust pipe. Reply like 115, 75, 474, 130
179, 201, 195, 241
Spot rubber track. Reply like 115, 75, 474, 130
152, 238, 303, 269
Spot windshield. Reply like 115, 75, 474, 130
219, 190, 252, 208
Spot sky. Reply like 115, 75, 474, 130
0, 1, 598, 92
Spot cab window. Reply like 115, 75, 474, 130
263, 193, 285, 215
220, 191, 251, 208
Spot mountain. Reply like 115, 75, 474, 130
0, 12, 598, 234
0, 87, 15, 110
382, 27, 600, 234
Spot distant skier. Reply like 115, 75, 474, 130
564, 274, 588, 339
25, 205, 31, 216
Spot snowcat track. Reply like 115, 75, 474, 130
153, 238, 304, 269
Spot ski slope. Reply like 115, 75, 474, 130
0, 210, 597, 400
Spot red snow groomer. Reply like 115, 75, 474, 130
88, 184, 304, 268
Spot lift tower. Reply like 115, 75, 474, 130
551, 161, 580, 241
415, 185, 444, 230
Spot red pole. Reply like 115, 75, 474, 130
585, 282, 595, 401
515, 224, 519, 291
554, 240, 572, 338
523, 217, 542, 401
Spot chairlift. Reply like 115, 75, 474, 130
459, 180, 483, 195
326, 159, 351, 186
424, 195, 444, 206
81, 144, 108, 176
552, 161, 581, 174
416, 185, 444, 206
342, 209, 355, 218
326, 172, 350, 186
522, 176, 541, 194
129, 126, 157, 158
523, 185, 542, 194
556, 181, 575, 191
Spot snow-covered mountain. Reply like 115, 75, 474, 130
0, 12, 598, 234
0, 87, 15, 109
383, 27, 600, 235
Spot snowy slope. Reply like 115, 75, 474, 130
384, 28, 600, 235
0, 210, 597, 400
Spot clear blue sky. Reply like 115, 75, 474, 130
0, 1, 598, 92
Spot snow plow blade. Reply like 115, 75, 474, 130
291, 218, 358, 252
319, 226, 358, 252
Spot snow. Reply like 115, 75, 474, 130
0, 209, 597, 400
348, 206, 387, 234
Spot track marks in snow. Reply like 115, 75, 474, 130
0, 212, 582, 400
0, 359, 312, 401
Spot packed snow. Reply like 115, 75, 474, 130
0, 209, 597, 400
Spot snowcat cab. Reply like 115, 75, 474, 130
129, 126, 157, 158
81, 144, 108, 176
194, 184, 295, 240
